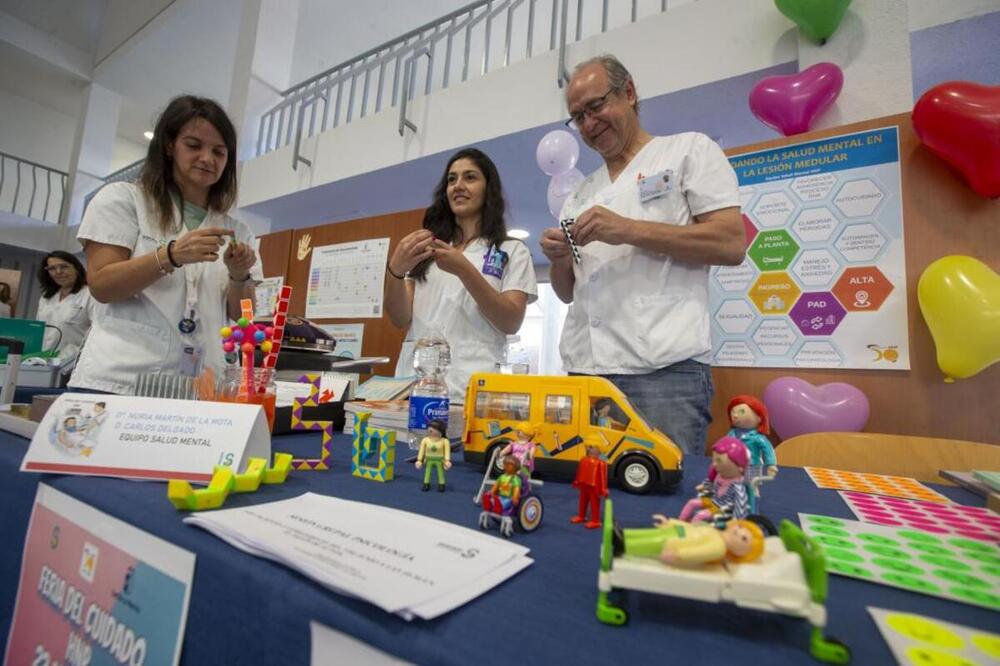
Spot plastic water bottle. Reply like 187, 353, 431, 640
408, 335, 451, 446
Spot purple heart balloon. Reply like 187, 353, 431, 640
748, 62, 844, 136
762, 376, 869, 440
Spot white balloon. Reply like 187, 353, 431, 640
536, 130, 580, 176
546, 168, 585, 218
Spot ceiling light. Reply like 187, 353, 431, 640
143, 131, 154, 140
509, 229, 530, 239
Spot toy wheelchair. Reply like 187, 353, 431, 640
473, 448, 544, 538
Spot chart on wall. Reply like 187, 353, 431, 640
305, 238, 389, 319
712, 126, 909, 369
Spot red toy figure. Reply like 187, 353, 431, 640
572, 444, 608, 528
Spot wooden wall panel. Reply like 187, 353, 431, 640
257, 229, 292, 279
708, 113, 999, 447
268, 209, 425, 377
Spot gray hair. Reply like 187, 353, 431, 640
572, 54, 640, 116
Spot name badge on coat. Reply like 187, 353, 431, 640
482, 246, 508, 278
638, 169, 674, 203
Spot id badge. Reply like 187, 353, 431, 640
179, 344, 203, 377
638, 169, 674, 203
481, 246, 509, 278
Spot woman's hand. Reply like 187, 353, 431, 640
224, 239, 257, 280
430, 239, 472, 276
388, 229, 435, 276
171, 227, 234, 266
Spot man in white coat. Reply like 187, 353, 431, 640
540, 55, 745, 459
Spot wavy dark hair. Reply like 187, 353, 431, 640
37, 251, 87, 299
139, 95, 238, 234
409, 148, 510, 281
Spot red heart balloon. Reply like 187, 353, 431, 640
912, 82, 1000, 199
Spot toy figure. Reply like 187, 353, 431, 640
618, 516, 765, 567
482, 455, 522, 515
415, 419, 451, 492
500, 422, 538, 484
572, 444, 609, 528
679, 436, 750, 523
726, 395, 777, 478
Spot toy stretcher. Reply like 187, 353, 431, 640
596, 500, 850, 664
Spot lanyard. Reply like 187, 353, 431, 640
178, 259, 205, 337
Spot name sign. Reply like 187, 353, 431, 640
21, 394, 270, 482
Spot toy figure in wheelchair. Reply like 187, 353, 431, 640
474, 449, 544, 538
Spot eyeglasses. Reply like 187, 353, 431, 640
45, 264, 73, 273
565, 85, 622, 130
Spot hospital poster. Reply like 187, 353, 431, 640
305, 238, 389, 319
713, 126, 909, 369
254, 276, 284, 317
4, 484, 194, 666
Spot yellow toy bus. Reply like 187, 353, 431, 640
461, 373, 683, 494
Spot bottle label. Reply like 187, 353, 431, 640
408, 396, 450, 430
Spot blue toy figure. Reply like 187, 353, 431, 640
726, 395, 777, 511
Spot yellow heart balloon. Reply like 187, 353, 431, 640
918, 256, 1000, 382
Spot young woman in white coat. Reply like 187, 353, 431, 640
35, 251, 95, 359
71, 96, 262, 394
385, 148, 538, 402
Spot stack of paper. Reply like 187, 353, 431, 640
343, 401, 465, 446
355, 375, 416, 400
185, 493, 531, 620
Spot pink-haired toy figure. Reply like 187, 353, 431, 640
679, 436, 750, 523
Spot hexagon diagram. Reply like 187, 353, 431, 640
834, 179, 885, 217
739, 186, 756, 210
832, 266, 894, 312
789, 292, 847, 336
751, 191, 796, 228
714, 261, 757, 292
748, 230, 799, 272
741, 214, 759, 248
714, 299, 756, 334
714, 341, 756, 366
791, 207, 838, 243
752, 319, 799, 356
794, 341, 844, 367
792, 249, 840, 288
835, 223, 887, 262
749, 272, 801, 315
791, 173, 837, 202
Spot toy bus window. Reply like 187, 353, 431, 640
544, 394, 573, 424
590, 397, 630, 431
474, 391, 531, 421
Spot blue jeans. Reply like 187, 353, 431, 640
586, 360, 714, 457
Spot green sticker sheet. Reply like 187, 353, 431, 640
799, 513, 1000, 611
869, 607, 1000, 666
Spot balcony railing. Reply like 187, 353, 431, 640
82, 158, 145, 214
256, 0, 680, 162
0, 151, 67, 224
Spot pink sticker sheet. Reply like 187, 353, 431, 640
840, 490, 1000, 542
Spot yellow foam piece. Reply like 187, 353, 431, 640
233, 458, 266, 492
168, 467, 236, 511
263, 452, 293, 484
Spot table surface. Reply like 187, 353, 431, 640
1, 426, 996, 665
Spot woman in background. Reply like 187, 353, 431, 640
0, 282, 12, 317
384, 148, 537, 402
36, 251, 95, 358
72, 95, 261, 394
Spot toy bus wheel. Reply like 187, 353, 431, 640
616, 456, 655, 494
747, 513, 778, 536
517, 496, 543, 532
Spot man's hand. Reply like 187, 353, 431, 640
571, 205, 634, 246
540, 227, 574, 263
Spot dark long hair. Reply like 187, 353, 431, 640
37, 251, 87, 299
409, 148, 510, 281
138, 95, 238, 234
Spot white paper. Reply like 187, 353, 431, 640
319, 323, 365, 359
306, 239, 390, 319
186, 493, 531, 619
255, 276, 285, 318
22, 393, 270, 482
310, 621, 411, 666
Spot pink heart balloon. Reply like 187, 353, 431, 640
749, 62, 844, 136
762, 376, 869, 440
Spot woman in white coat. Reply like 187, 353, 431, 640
385, 148, 538, 402
71, 95, 262, 394
35, 251, 95, 359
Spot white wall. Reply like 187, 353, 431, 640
110, 136, 147, 172
240, 0, 796, 207
0, 89, 77, 171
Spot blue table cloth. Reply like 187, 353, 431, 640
0, 427, 995, 665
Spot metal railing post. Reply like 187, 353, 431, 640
293, 93, 326, 171
398, 48, 431, 136
557, 0, 570, 87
